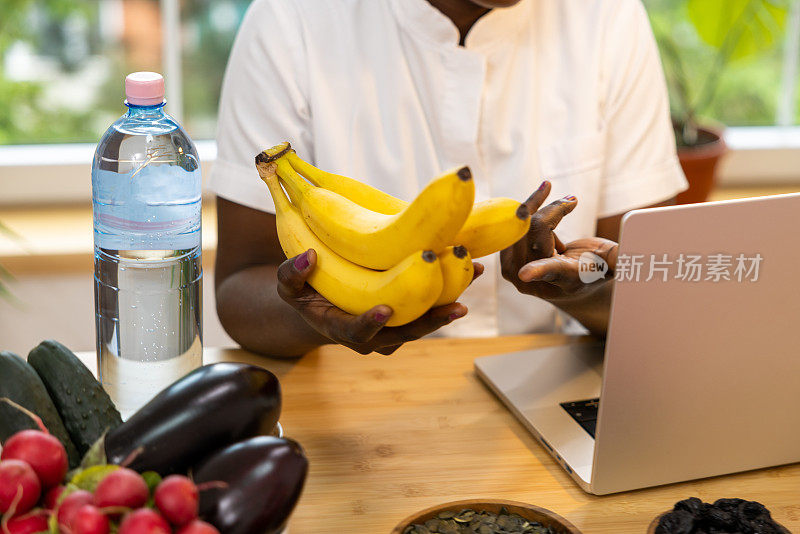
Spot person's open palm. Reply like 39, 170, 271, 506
501, 181, 618, 301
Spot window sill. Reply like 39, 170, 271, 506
0, 140, 218, 207
0, 200, 218, 274
720, 127, 800, 183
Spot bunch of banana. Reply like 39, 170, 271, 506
255, 142, 532, 326
285, 149, 532, 257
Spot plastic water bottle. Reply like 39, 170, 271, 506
92, 72, 202, 419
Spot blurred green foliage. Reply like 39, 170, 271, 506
0, 0, 798, 146
646, 0, 791, 143
0, 0, 102, 143
0, 0, 246, 144
181, 1, 250, 138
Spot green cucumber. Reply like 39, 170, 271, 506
0, 401, 39, 441
28, 340, 122, 457
0, 350, 80, 467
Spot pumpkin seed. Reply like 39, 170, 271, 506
404, 508, 559, 534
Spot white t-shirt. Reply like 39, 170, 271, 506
209, 0, 688, 337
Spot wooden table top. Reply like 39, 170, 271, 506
80, 336, 800, 533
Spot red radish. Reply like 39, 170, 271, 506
154, 475, 198, 526
72, 505, 110, 534
118, 509, 170, 534
44, 485, 65, 510
2, 510, 49, 534
0, 460, 41, 516
175, 520, 220, 534
1, 430, 68, 488
56, 490, 93, 531
93, 468, 148, 509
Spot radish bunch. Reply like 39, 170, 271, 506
50, 470, 216, 534
0, 428, 220, 534
1, 429, 68, 522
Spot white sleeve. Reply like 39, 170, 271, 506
597, 0, 688, 218
208, 0, 311, 213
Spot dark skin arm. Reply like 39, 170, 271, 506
500, 182, 675, 337
214, 197, 480, 357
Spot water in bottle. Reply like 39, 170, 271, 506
92, 72, 202, 419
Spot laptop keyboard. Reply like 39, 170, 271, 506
560, 398, 600, 438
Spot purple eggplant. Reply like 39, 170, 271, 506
105, 363, 281, 474
195, 436, 308, 534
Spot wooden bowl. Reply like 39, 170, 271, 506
647, 511, 791, 534
392, 499, 582, 534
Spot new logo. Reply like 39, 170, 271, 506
578, 252, 609, 284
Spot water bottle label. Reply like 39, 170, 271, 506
93, 167, 201, 250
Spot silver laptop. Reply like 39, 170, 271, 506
475, 193, 800, 495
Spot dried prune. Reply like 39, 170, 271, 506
747, 518, 780, 534
738, 500, 770, 521
656, 497, 783, 534
713, 498, 746, 514
706, 508, 735, 529
675, 497, 705, 516
656, 510, 695, 534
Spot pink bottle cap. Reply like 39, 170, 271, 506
125, 72, 165, 106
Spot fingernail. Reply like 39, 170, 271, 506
563, 195, 577, 202
294, 251, 310, 271
538, 181, 549, 191
448, 309, 466, 321
374, 312, 388, 323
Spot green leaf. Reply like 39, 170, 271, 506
79, 433, 109, 469
0, 220, 22, 302
688, 0, 788, 60
142, 471, 162, 495
0, 220, 21, 241
69, 464, 120, 492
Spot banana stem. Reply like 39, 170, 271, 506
286, 152, 326, 187
260, 166, 294, 214
274, 158, 311, 207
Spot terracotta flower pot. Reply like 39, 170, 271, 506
676, 126, 727, 205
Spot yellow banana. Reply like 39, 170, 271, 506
285, 150, 405, 215
453, 198, 530, 258
255, 153, 443, 327
273, 151, 474, 271
435, 246, 474, 307
284, 147, 530, 258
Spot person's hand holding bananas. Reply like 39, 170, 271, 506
276, 249, 483, 355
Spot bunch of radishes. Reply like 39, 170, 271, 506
0, 427, 220, 534
0, 428, 69, 534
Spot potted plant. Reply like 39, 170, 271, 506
650, 0, 788, 203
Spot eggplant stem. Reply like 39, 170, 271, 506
196, 481, 229, 492
0, 397, 48, 434
119, 446, 145, 468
